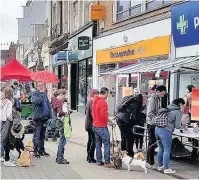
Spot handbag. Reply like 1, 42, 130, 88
63, 116, 72, 138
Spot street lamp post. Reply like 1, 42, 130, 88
36, 42, 44, 71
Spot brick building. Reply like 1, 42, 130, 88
0, 42, 17, 66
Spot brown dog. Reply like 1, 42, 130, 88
17, 141, 35, 167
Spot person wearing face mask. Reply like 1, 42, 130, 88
51, 89, 70, 164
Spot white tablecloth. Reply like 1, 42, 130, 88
173, 128, 199, 139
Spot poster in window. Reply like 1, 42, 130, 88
191, 88, 199, 121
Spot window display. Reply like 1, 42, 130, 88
78, 60, 86, 106
87, 58, 92, 97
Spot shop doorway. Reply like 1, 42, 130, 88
71, 63, 77, 110
58, 65, 62, 89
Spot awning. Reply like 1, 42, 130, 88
102, 56, 199, 75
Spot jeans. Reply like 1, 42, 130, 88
87, 126, 96, 160
56, 120, 67, 162
155, 127, 172, 169
93, 127, 110, 164
33, 120, 47, 153
147, 124, 158, 165
0, 121, 5, 157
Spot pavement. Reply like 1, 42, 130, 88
1, 112, 199, 179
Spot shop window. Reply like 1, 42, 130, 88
146, 0, 173, 11
116, 0, 142, 21
87, 58, 93, 98
78, 60, 86, 106
130, 5, 142, 16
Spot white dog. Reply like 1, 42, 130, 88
121, 151, 147, 173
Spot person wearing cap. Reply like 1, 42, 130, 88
85, 89, 99, 163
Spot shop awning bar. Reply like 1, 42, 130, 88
103, 56, 199, 75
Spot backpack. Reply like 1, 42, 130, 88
152, 108, 178, 127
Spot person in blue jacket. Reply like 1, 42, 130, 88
32, 81, 51, 158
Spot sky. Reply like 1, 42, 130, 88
0, 0, 27, 50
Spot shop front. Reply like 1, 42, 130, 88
52, 51, 68, 94
171, 1, 199, 99
96, 35, 170, 116
68, 27, 93, 113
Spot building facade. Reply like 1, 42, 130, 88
170, 1, 199, 99
0, 42, 17, 66
93, 0, 173, 116
49, 0, 97, 112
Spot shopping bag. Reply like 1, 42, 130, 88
63, 116, 72, 138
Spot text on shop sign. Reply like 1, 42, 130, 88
110, 47, 145, 58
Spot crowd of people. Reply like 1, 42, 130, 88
0, 80, 198, 173
0, 81, 69, 166
85, 84, 198, 174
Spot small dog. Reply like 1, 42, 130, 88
121, 151, 147, 173
17, 141, 35, 167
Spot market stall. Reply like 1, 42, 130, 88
0, 59, 60, 120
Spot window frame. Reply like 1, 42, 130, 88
73, 1, 78, 31
145, 0, 173, 11
116, 0, 142, 22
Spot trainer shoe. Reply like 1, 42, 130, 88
164, 169, 176, 174
57, 159, 70, 164
4, 161, 16, 167
0, 157, 4, 162
158, 166, 164, 171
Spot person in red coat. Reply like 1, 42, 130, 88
92, 87, 114, 168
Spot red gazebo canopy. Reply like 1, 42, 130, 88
1, 59, 32, 81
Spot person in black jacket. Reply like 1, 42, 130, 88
115, 94, 143, 157
32, 82, 51, 158
85, 89, 99, 163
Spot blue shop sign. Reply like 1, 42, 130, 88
52, 51, 68, 65
171, 1, 199, 48
68, 52, 78, 62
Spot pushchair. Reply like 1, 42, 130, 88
45, 100, 73, 141
45, 118, 59, 141
24, 120, 35, 134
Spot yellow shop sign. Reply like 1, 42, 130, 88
96, 36, 170, 64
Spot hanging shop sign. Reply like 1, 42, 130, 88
90, 5, 105, 20
68, 27, 92, 62
96, 35, 170, 64
52, 51, 68, 65
78, 36, 90, 50
172, 1, 199, 47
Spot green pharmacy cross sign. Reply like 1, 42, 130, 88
177, 15, 188, 34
